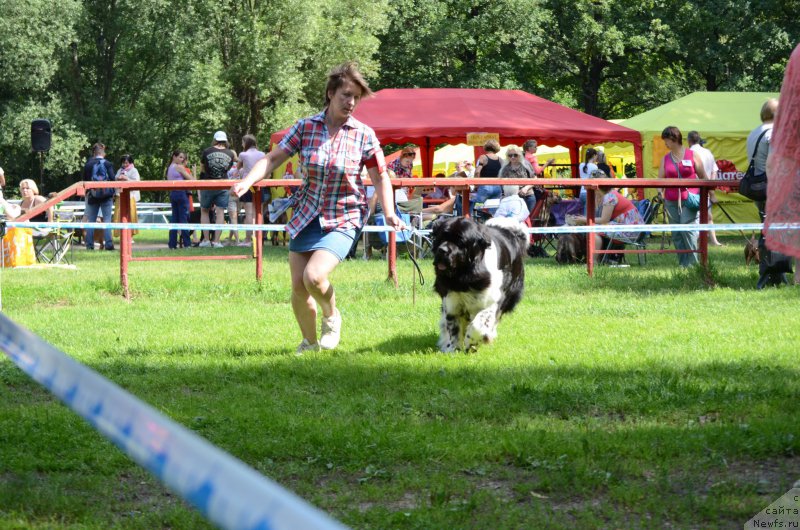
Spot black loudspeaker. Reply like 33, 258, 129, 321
31, 119, 52, 152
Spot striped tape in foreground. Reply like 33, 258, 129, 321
0, 313, 348, 530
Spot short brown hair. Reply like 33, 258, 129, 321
761, 98, 778, 122
484, 139, 501, 153
92, 143, 106, 156
242, 134, 257, 150
523, 140, 538, 151
324, 62, 373, 106
661, 126, 682, 144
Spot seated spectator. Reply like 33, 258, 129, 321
581, 170, 643, 258
19, 179, 53, 223
419, 187, 459, 225
493, 185, 530, 224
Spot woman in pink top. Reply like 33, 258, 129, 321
657, 126, 707, 267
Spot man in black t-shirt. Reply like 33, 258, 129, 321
198, 131, 237, 247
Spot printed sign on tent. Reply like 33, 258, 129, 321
466, 133, 499, 146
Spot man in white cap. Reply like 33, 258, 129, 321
199, 131, 237, 247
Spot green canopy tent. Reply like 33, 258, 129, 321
620, 91, 779, 223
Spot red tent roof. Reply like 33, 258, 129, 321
270, 88, 643, 177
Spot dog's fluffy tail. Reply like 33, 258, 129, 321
486, 217, 529, 246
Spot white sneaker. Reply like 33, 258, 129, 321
237, 241, 251, 247
319, 310, 342, 350
211, 241, 224, 248
198, 240, 211, 248
295, 339, 320, 355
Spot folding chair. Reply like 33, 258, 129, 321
527, 190, 556, 258
396, 197, 434, 259
598, 197, 662, 266
34, 211, 75, 265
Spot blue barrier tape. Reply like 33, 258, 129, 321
0, 313, 349, 530
7, 220, 800, 235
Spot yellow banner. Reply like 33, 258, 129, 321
466, 132, 499, 146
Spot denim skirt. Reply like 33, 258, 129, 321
289, 217, 357, 261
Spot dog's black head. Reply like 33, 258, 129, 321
431, 216, 491, 275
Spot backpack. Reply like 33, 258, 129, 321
89, 160, 114, 200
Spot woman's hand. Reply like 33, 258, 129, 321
230, 181, 250, 198
383, 213, 407, 231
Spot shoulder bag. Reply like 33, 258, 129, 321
739, 129, 769, 201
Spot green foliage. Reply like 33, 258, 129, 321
0, 0, 796, 186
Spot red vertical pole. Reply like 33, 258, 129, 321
586, 188, 595, 277
388, 231, 398, 287
699, 187, 708, 267
254, 186, 263, 281
119, 189, 131, 300
461, 186, 471, 218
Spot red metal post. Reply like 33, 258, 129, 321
119, 189, 131, 300
388, 231, 398, 287
586, 188, 595, 277
699, 188, 709, 267
254, 187, 263, 281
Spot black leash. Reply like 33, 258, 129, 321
715, 202, 756, 243
403, 231, 425, 287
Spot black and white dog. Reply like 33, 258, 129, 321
430, 216, 528, 352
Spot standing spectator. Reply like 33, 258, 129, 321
166, 150, 195, 249
235, 134, 265, 247
471, 139, 503, 215
746, 99, 779, 220
112, 154, 140, 242
595, 150, 615, 177
765, 43, 800, 284
519, 141, 549, 209
199, 131, 237, 248
657, 126, 708, 267
463, 160, 475, 178
225, 165, 242, 245
82, 143, 116, 251
523, 139, 555, 177
687, 131, 723, 246
578, 147, 599, 208
231, 62, 404, 354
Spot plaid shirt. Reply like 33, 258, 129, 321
279, 111, 386, 237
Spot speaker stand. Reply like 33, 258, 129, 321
38, 152, 45, 192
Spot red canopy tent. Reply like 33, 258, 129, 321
269, 88, 643, 178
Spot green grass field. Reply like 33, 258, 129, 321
1, 232, 798, 529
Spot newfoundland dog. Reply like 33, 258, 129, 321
430, 216, 528, 352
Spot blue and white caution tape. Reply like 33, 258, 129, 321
0, 313, 349, 530
6, 220, 800, 236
